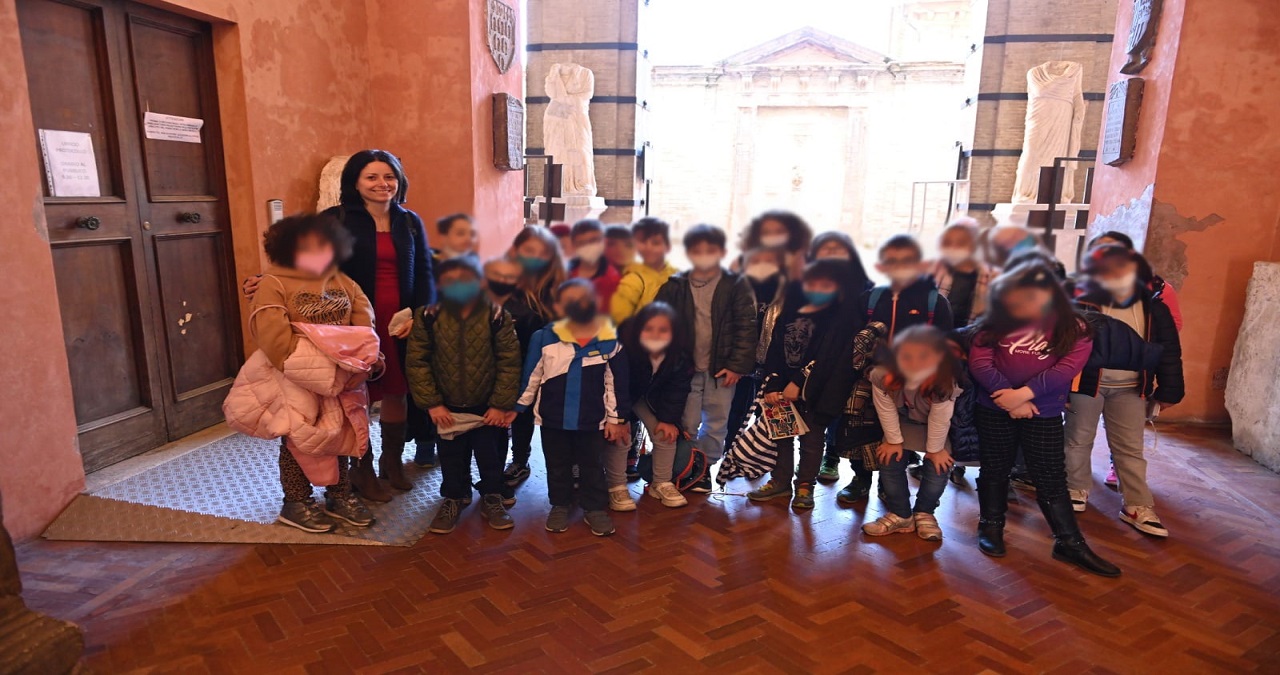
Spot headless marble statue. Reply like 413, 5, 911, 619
1012, 61, 1086, 204
543, 63, 597, 197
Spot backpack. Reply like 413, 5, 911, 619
637, 438, 708, 492
866, 286, 939, 325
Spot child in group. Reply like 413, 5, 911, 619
655, 224, 758, 492
245, 213, 376, 533
550, 223, 574, 260
929, 217, 998, 327
432, 213, 480, 267
610, 217, 678, 324
862, 326, 962, 541
969, 262, 1120, 577
604, 224, 636, 272
865, 234, 954, 337
747, 260, 848, 510
738, 210, 814, 279
614, 302, 693, 509
725, 246, 789, 455
1066, 245, 1183, 536
406, 259, 522, 534
502, 227, 565, 487
517, 279, 631, 536
1086, 231, 1182, 331
568, 219, 622, 311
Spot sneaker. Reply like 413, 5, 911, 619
608, 486, 637, 512
1120, 505, 1169, 538
1010, 472, 1036, 492
502, 494, 517, 508
747, 480, 792, 502
429, 498, 463, 534
480, 494, 515, 530
817, 457, 840, 483
1069, 489, 1089, 513
413, 444, 437, 469
862, 512, 916, 536
323, 492, 375, 527
278, 498, 337, 533
689, 475, 713, 494
626, 457, 641, 483
836, 476, 872, 505
545, 505, 572, 533
647, 482, 688, 508
1104, 463, 1119, 488
791, 483, 815, 510
949, 465, 967, 486
503, 462, 531, 487
913, 512, 943, 541
583, 510, 615, 536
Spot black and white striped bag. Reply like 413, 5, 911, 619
715, 376, 780, 485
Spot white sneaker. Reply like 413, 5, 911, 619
1120, 505, 1169, 537
646, 481, 688, 508
1069, 489, 1089, 513
608, 486, 637, 512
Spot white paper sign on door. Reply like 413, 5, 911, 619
37, 129, 100, 198
143, 112, 204, 143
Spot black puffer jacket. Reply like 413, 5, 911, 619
627, 348, 694, 427
655, 270, 758, 376
1073, 285, 1184, 404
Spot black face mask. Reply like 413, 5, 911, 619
750, 275, 781, 303
487, 279, 519, 297
564, 299, 597, 323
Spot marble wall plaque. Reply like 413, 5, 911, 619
1102, 78, 1144, 166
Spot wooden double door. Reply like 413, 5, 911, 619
19, 0, 240, 472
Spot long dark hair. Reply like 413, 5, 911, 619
511, 226, 566, 320
805, 231, 872, 297
622, 301, 688, 359
741, 210, 814, 253
882, 325, 961, 402
340, 149, 409, 206
974, 262, 1088, 357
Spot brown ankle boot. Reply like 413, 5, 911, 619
379, 421, 413, 491
350, 447, 392, 502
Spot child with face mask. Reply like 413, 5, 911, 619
568, 219, 622, 312
738, 210, 814, 280
865, 234, 955, 338
929, 218, 999, 327
655, 224, 759, 493
724, 247, 789, 456
1064, 245, 1183, 537
517, 279, 631, 536
969, 263, 1120, 577
862, 327, 963, 540
406, 259, 522, 534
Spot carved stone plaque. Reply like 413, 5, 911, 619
1102, 78, 1144, 166
492, 93, 525, 171
486, 0, 516, 74
1121, 0, 1163, 74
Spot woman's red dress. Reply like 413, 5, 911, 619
370, 231, 408, 401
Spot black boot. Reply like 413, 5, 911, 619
1038, 497, 1122, 578
976, 476, 1008, 557
378, 421, 413, 491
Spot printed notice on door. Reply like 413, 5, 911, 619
143, 112, 204, 143
38, 129, 100, 198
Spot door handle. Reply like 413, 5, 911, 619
177, 211, 202, 224
76, 216, 101, 230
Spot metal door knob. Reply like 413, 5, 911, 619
177, 212, 201, 224
76, 216, 101, 230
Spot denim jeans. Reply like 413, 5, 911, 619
879, 451, 950, 518
681, 371, 736, 461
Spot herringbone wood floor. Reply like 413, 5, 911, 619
16, 424, 1280, 674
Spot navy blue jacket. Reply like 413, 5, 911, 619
1073, 285, 1184, 404
326, 202, 435, 311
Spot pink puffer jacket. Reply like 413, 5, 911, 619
223, 323, 380, 486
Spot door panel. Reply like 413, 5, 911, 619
152, 233, 235, 397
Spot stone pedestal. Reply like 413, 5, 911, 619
1225, 262, 1280, 473
531, 194, 607, 225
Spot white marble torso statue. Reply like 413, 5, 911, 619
543, 63, 597, 197
1013, 61, 1086, 204
317, 155, 350, 211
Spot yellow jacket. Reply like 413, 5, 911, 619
610, 260, 678, 324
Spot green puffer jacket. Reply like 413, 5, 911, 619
405, 299, 522, 411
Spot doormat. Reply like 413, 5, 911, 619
43, 430, 448, 547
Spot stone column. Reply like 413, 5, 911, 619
526, 0, 648, 224
1088, 0, 1280, 423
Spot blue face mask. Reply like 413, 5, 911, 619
804, 290, 838, 306
440, 280, 481, 305
518, 256, 550, 273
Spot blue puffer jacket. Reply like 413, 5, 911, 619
946, 325, 980, 462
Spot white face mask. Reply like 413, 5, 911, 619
744, 262, 781, 281
1101, 271, 1138, 296
576, 242, 605, 265
904, 365, 937, 388
760, 234, 789, 249
640, 337, 671, 354
887, 268, 919, 285
689, 254, 722, 271
940, 247, 971, 267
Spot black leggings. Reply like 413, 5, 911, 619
975, 406, 1068, 502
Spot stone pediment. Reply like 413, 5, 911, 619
721, 27, 890, 67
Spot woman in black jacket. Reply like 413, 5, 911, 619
618, 302, 694, 508
322, 150, 435, 496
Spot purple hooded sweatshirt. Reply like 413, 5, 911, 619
968, 321, 1091, 418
